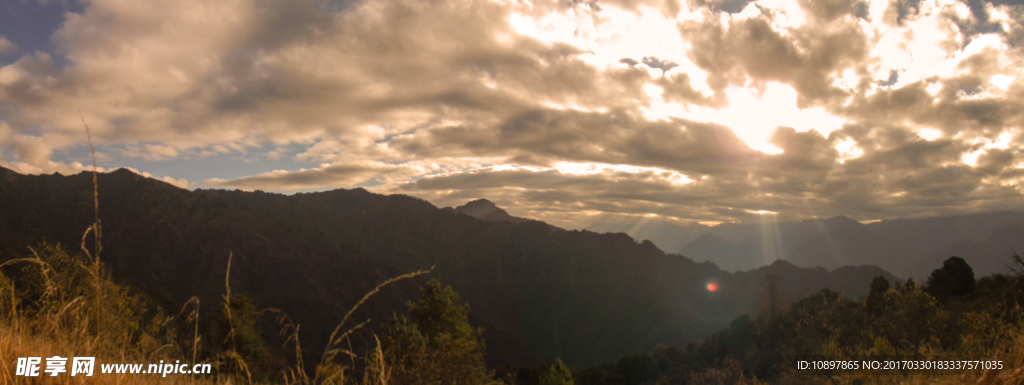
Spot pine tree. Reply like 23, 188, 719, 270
383, 279, 493, 385
866, 275, 890, 315
540, 359, 574, 385
926, 256, 976, 299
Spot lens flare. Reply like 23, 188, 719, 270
706, 280, 719, 292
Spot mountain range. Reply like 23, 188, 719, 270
0, 167, 902, 368
590, 211, 1024, 280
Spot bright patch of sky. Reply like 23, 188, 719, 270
644, 82, 846, 154
918, 128, 942, 141
835, 138, 864, 163
553, 161, 693, 184
508, 4, 711, 93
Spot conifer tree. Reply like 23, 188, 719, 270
926, 256, 976, 299
540, 359, 574, 385
384, 279, 493, 385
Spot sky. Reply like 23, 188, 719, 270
1, 0, 1023, 231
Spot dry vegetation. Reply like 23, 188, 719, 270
0, 231, 429, 385
0, 125, 430, 384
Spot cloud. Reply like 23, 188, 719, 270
388, 122, 1024, 224
0, 0, 1023, 229
656, 73, 723, 107
678, 13, 869, 107
689, 0, 757, 14
886, 0, 923, 26
798, 0, 870, 22
205, 162, 409, 191
1, 0, 660, 169
877, 70, 900, 86
0, 36, 19, 54
121, 144, 180, 161
388, 108, 762, 176
641, 56, 679, 73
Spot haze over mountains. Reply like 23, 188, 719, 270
590, 212, 1024, 280
0, 166, 961, 369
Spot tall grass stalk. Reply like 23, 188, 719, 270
79, 111, 105, 346
319, 267, 434, 371
0, 114, 442, 384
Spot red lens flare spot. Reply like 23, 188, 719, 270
706, 280, 719, 292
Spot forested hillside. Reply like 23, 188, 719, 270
0, 167, 897, 369
577, 256, 1024, 385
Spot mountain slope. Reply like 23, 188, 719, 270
0, 167, 895, 368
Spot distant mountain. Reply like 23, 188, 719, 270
734, 260, 893, 304
0, 167, 896, 368
907, 223, 1024, 281
677, 216, 899, 272
679, 233, 752, 272
583, 217, 712, 254
449, 199, 528, 224
673, 212, 1024, 279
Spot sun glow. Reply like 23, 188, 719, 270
706, 279, 719, 292
918, 128, 942, 141
553, 161, 694, 184
506, 4, 851, 156
835, 138, 864, 163
645, 83, 846, 155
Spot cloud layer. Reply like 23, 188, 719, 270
1, 0, 1023, 227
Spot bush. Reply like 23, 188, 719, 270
383, 279, 493, 385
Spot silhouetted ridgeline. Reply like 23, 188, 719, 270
675, 211, 1024, 278
0, 166, 895, 368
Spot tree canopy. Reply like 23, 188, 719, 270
383, 279, 493, 385
927, 256, 976, 298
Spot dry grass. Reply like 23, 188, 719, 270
279, 266, 434, 385
0, 233, 223, 384
807, 313, 1024, 385
0, 238, 433, 385
0, 322, 222, 385
0, 114, 446, 384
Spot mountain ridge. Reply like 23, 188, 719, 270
0, 166, 899, 368
669, 211, 1024, 278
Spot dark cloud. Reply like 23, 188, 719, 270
878, 69, 900, 86
642, 56, 679, 74
886, 0, 923, 26
679, 15, 868, 107
619, 57, 639, 66
398, 167, 776, 223
940, 0, 1024, 50
392, 122, 1023, 223
656, 73, 723, 107
389, 107, 762, 175
839, 66, 1023, 140
975, 148, 1019, 175
206, 163, 406, 191
688, 0, 757, 13
798, 0, 870, 22
805, 122, 1024, 218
